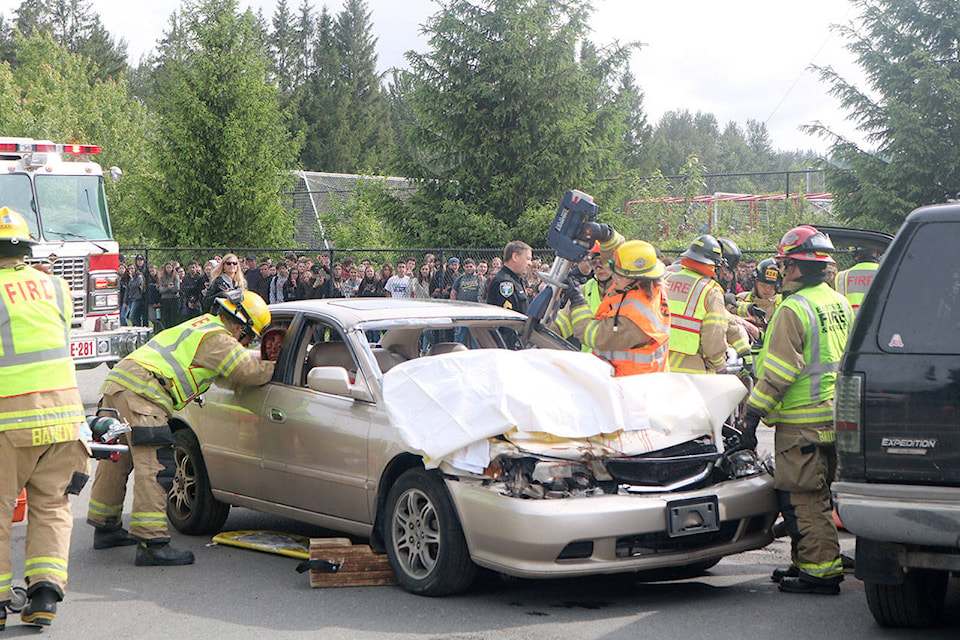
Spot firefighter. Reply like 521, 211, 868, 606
740, 225, 853, 595
562, 224, 670, 376
729, 257, 781, 326
0, 207, 90, 628
552, 242, 614, 351
662, 235, 730, 373
87, 290, 275, 566
834, 246, 880, 316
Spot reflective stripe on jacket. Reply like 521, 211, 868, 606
579, 286, 670, 376
834, 261, 878, 314
0, 264, 84, 432
663, 267, 725, 362
105, 314, 240, 412
748, 283, 852, 426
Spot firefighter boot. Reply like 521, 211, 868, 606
94, 525, 139, 549
20, 583, 62, 627
778, 576, 841, 595
770, 565, 799, 582
135, 540, 195, 566
1, 602, 6, 631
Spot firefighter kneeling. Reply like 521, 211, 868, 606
87, 290, 275, 566
0, 208, 90, 628
559, 224, 669, 376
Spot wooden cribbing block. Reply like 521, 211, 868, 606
308, 537, 398, 588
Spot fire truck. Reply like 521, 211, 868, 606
0, 137, 150, 369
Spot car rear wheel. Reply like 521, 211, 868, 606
384, 468, 477, 596
864, 569, 949, 628
167, 429, 230, 535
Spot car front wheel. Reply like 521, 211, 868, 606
384, 468, 477, 596
167, 429, 230, 535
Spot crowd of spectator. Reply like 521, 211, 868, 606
116, 250, 516, 333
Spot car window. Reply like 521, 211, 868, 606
298, 319, 359, 387
878, 221, 960, 354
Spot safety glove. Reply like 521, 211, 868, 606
739, 411, 761, 450
578, 222, 613, 243
559, 276, 587, 308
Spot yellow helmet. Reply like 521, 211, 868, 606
0, 207, 37, 253
216, 290, 271, 337
610, 240, 665, 279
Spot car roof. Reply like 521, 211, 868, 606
814, 225, 894, 253
905, 201, 960, 224
268, 298, 527, 326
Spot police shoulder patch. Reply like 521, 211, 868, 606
499, 281, 514, 297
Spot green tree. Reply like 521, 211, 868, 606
146, 0, 299, 248
0, 33, 150, 244
5, 0, 128, 81
297, 0, 393, 173
807, 0, 960, 231
392, 0, 644, 246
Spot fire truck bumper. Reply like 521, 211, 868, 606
70, 326, 151, 370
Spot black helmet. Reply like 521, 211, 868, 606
754, 258, 780, 285
680, 234, 724, 266
717, 237, 742, 271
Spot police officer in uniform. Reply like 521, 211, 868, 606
87, 290, 275, 566
740, 225, 852, 595
0, 208, 90, 628
486, 241, 533, 314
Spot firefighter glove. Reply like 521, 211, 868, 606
740, 411, 761, 450
578, 222, 613, 243
724, 292, 737, 307
748, 303, 766, 323
560, 277, 586, 308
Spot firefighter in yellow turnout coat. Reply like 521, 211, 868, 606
87, 290, 274, 566
740, 226, 853, 596
555, 225, 669, 376
0, 208, 90, 628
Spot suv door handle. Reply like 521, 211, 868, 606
269, 408, 285, 423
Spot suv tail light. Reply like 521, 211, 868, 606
834, 372, 863, 453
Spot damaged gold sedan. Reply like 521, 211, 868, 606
168, 298, 777, 596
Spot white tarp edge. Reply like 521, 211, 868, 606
382, 350, 746, 473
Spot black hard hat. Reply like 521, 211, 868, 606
717, 237, 742, 271
754, 258, 780, 285
680, 235, 724, 266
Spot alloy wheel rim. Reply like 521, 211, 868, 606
391, 487, 441, 579
168, 445, 197, 518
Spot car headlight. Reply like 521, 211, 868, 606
722, 449, 767, 479
497, 456, 600, 498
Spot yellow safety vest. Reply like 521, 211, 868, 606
834, 261, 878, 314
0, 265, 84, 431
106, 315, 236, 412
754, 283, 852, 425
664, 267, 722, 356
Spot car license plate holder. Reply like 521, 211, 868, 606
666, 496, 720, 538
70, 338, 97, 359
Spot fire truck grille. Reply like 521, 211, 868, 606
25, 256, 86, 320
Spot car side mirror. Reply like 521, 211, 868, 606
307, 366, 373, 402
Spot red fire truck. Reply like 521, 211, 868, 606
0, 137, 150, 369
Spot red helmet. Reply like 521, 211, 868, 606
776, 225, 835, 263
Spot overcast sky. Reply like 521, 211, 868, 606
0, 0, 868, 152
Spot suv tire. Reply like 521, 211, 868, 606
864, 569, 948, 628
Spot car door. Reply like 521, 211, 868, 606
259, 316, 375, 523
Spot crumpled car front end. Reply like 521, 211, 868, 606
444, 438, 776, 578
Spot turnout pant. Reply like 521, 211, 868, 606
0, 433, 89, 600
774, 426, 842, 584
87, 390, 175, 542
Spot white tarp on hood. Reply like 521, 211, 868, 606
382, 349, 745, 473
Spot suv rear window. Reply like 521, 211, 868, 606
878, 221, 960, 354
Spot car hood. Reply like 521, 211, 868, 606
382, 350, 746, 473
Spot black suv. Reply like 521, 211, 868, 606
832, 203, 960, 628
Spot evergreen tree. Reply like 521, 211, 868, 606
147, 0, 299, 248
391, 0, 643, 246
807, 0, 960, 230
